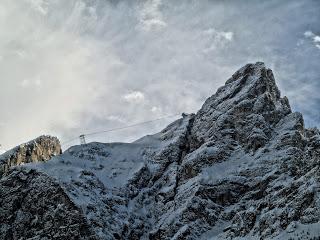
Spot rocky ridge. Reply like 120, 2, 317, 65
1, 62, 320, 239
0, 135, 62, 177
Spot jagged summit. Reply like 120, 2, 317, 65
1, 63, 320, 240
191, 62, 293, 153
198, 62, 291, 120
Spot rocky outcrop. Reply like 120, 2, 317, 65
0, 135, 62, 177
0, 168, 96, 239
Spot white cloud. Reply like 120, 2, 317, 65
25, 0, 48, 15
223, 32, 234, 41
314, 36, 320, 43
304, 30, 320, 49
20, 78, 42, 88
151, 106, 162, 114
304, 31, 314, 38
122, 91, 145, 103
20, 79, 30, 88
202, 28, 234, 53
138, 0, 167, 31
203, 28, 234, 41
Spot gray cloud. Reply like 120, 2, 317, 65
0, 0, 319, 150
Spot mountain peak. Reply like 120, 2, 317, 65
226, 62, 265, 84
198, 62, 291, 118
191, 63, 292, 151
225, 62, 281, 100
219, 62, 280, 102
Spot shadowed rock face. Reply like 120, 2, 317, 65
1, 63, 320, 240
0, 169, 97, 240
0, 135, 62, 177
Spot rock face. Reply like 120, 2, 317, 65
0, 135, 62, 177
0, 169, 96, 240
1, 62, 320, 239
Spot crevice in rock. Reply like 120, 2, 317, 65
169, 116, 195, 205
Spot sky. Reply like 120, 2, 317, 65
0, 0, 319, 151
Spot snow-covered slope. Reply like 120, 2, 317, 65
1, 62, 320, 240
24, 115, 194, 239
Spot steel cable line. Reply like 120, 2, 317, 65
61, 113, 181, 146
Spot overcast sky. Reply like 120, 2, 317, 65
0, 0, 319, 150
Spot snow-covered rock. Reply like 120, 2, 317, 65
1, 62, 320, 240
0, 168, 96, 239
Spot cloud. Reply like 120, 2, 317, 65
25, 0, 48, 15
122, 91, 145, 103
314, 36, 320, 43
138, 0, 167, 31
304, 30, 320, 49
208, 30, 233, 42
151, 106, 161, 113
0, 0, 319, 149
304, 31, 314, 38
19, 78, 42, 89
202, 28, 234, 53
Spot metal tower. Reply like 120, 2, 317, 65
79, 135, 86, 145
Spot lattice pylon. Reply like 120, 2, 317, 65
79, 134, 86, 145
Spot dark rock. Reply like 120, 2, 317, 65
0, 168, 97, 240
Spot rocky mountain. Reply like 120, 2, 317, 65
1, 62, 320, 240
